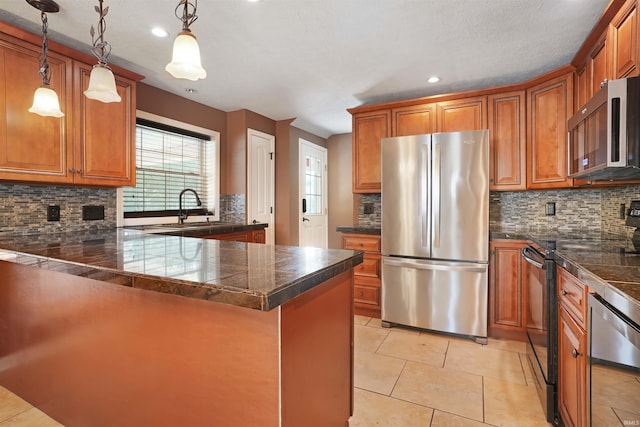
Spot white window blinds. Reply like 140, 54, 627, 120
123, 120, 215, 217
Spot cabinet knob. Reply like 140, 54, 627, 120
359, 242, 363, 246
561, 289, 569, 296
571, 348, 579, 358
77, 169, 82, 174
68, 168, 75, 173
358, 292, 364, 297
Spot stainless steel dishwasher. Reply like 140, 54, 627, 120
587, 293, 640, 426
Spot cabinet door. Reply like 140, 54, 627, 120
574, 67, 589, 113
0, 37, 73, 184
611, 0, 639, 78
391, 103, 436, 136
488, 240, 527, 340
73, 62, 136, 186
352, 110, 390, 193
526, 73, 573, 189
436, 96, 487, 133
558, 306, 586, 427
488, 91, 526, 191
590, 35, 609, 95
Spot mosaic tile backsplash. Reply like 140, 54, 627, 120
0, 184, 117, 235
219, 193, 246, 223
358, 185, 640, 238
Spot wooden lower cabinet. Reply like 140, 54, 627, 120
202, 229, 266, 243
488, 240, 527, 340
557, 267, 587, 427
341, 233, 381, 318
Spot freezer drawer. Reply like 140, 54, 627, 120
381, 257, 488, 339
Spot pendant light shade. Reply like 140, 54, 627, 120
29, 85, 64, 117
166, 0, 206, 81
27, 0, 64, 118
84, 64, 121, 103
85, 0, 121, 103
165, 31, 207, 81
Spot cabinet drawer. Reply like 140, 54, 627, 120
558, 267, 588, 327
354, 284, 380, 306
354, 256, 380, 279
342, 235, 381, 252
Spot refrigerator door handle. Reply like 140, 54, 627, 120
432, 142, 441, 248
383, 258, 487, 273
421, 143, 429, 247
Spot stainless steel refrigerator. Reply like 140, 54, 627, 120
381, 130, 489, 343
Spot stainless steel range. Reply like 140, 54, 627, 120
523, 242, 559, 425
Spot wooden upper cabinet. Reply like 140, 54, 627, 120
590, 35, 609, 95
352, 110, 390, 193
73, 62, 135, 186
391, 103, 436, 136
436, 96, 487, 132
610, 0, 639, 78
526, 72, 573, 189
574, 66, 589, 112
488, 91, 526, 191
0, 36, 73, 184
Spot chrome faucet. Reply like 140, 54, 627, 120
178, 188, 202, 224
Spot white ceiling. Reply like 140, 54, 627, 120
1, 0, 610, 138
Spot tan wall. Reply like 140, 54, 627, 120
327, 133, 354, 249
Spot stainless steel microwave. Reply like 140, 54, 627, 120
568, 76, 640, 181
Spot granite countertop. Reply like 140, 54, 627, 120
127, 221, 267, 238
0, 227, 363, 311
336, 225, 381, 235
491, 230, 640, 326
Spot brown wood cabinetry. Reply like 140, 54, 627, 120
341, 233, 381, 318
488, 240, 527, 341
0, 23, 139, 187
611, 0, 639, 78
526, 72, 573, 189
0, 35, 73, 184
488, 91, 526, 191
391, 103, 436, 136
352, 110, 390, 193
436, 96, 487, 133
590, 34, 610, 96
557, 267, 587, 427
202, 229, 266, 243
73, 62, 135, 186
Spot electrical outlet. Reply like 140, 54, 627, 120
363, 203, 374, 215
47, 205, 60, 221
545, 202, 556, 216
82, 205, 105, 220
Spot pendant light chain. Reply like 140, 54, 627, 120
176, 0, 198, 32
37, 11, 52, 85
89, 0, 112, 68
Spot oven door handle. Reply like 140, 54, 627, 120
522, 246, 545, 269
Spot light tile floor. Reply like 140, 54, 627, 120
0, 315, 551, 426
349, 315, 552, 427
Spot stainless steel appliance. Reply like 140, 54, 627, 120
522, 243, 559, 425
380, 130, 489, 343
587, 293, 640, 426
568, 75, 640, 181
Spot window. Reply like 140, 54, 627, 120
120, 111, 219, 226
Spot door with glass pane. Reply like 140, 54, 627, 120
298, 139, 328, 248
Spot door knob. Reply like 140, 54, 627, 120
571, 348, 579, 358
302, 217, 310, 222
252, 219, 258, 224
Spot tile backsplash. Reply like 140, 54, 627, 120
358, 185, 640, 238
0, 184, 117, 235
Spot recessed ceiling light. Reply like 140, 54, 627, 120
151, 27, 168, 38
185, 88, 197, 94
247, 0, 262, 2
427, 76, 440, 84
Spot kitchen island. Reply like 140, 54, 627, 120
0, 228, 363, 427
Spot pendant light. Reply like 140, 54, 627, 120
166, 0, 207, 81
84, 0, 121, 103
27, 0, 64, 118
